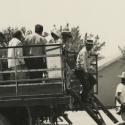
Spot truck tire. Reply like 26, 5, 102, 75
0, 114, 11, 125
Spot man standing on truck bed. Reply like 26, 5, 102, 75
75, 40, 97, 104
24, 24, 46, 80
49, 25, 61, 43
62, 24, 74, 89
0, 31, 7, 81
8, 30, 27, 84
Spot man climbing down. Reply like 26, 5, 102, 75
75, 39, 97, 104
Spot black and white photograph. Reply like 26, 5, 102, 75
0, 0, 125, 125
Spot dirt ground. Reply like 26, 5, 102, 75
58, 109, 125, 125
40, 109, 125, 125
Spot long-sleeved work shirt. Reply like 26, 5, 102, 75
76, 47, 93, 72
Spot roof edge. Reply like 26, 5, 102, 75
98, 54, 123, 71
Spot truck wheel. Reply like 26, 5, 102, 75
0, 114, 11, 125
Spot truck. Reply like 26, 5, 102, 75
0, 43, 119, 125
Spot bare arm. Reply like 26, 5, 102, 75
115, 92, 122, 104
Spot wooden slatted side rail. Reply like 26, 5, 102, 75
0, 44, 65, 97
0, 96, 71, 107
0, 54, 62, 60
0, 68, 62, 73
0, 44, 62, 49
0, 77, 62, 84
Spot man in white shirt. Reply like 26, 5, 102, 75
115, 72, 125, 121
75, 40, 97, 103
8, 30, 27, 83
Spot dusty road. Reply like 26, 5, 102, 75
41, 109, 125, 125
58, 109, 125, 125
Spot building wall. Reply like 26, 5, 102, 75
96, 60, 124, 107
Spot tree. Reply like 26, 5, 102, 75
69, 26, 105, 55
2, 27, 16, 44
2, 25, 105, 57
71, 26, 84, 52
2, 26, 32, 44
118, 46, 125, 69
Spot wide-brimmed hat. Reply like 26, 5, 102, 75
62, 24, 72, 38
86, 40, 93, 45
51, 29, 61, 38
118, 72, 125, 78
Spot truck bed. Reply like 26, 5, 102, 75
0, 82, 71, 107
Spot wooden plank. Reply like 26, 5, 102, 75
0, 86, 16, 97
90, 93, 119, 124
0, 96, 71, 107
0, 78, 62, 83
0, 93, 64, 100
0, 83, 63, 97
66, 88, 104, 125
0, 68, 62, 74
18, 84, 63, 95
0, 44, 61, 49
0, 54, 61, 60
0, 82, 62, 87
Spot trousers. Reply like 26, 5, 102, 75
75, 69, 97, 103
10, 64, 28, 84
25, 58, 47, 80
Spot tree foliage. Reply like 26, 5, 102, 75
2, 26, 105, 59
68, 26, 105, 55
118, 46, 125, 69
2, 27, 16, 44
71, 26, 84, 52
2, 26, 30, 44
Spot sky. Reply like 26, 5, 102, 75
0, 0, 125, 57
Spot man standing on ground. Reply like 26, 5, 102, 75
24, 24, 46, 80
115, 72, 125, 121
75, 40, 97, 104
